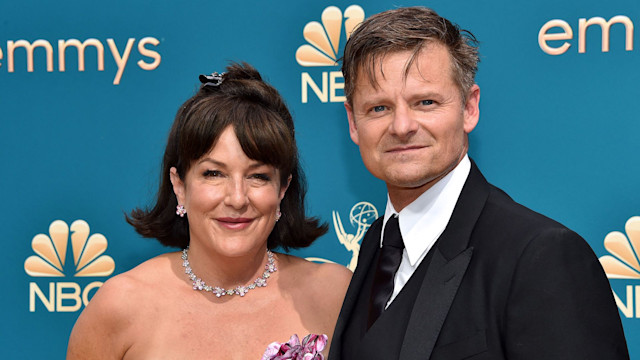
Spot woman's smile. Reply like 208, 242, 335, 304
216, 217, 255, 230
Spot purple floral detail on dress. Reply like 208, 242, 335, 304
261, 334, 327, 360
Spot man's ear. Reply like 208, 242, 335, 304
463, 84, 480, 134
345, 101, 360, 145
169, 167, 186, 205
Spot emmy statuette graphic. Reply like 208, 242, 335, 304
307, 202, 378, 270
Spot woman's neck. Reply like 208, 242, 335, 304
184, 241, 271, 290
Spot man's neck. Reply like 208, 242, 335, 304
387, 156, 467, 212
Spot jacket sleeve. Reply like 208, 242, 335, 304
504, 227, 629, 359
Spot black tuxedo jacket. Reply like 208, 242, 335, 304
329, 162, 628, 359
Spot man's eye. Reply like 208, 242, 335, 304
372, 105, 386, 112
203, 170, 222, 177
421, 100, 434, 106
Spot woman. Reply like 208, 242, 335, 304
67, 63, 351, 359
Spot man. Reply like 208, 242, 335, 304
329, 7, 628, 360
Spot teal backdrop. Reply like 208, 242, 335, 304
1, 0, 639, 358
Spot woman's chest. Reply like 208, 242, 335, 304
121, 298, 316, 360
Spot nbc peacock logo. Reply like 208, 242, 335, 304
598, 216, 640, 318
297, 5, 365, 103
24, 220, 115, 312
295, 5, 364, 67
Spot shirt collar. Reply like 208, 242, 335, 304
382, 155, 471, 265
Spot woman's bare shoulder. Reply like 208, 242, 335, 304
67, 252, 179, 359
283, 253, 351, 275
98, 252, 176, 300
278, 254, 352, 300
275, 254, 351, 341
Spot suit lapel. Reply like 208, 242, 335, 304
329, 217, 383, 359
400, 161, 490, 360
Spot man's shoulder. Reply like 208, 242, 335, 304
464, 162, 571, 235
466, 179, 591, 260
484, 182, 567, 230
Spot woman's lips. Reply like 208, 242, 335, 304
216, 217, 254, 230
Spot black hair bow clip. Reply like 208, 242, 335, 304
199, 72, 225, 88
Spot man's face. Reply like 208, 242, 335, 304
346, 42, 480, 209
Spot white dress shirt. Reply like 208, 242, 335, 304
381, 155, 471, 307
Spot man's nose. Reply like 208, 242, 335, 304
389, 104, 419, 139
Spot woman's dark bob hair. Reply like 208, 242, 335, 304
127, 62, 327, 250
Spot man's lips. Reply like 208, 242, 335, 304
385, 145, 428, 153
216, 217, 254, 230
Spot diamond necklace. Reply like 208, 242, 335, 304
181, 247, 277, 297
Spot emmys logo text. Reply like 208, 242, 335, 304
24, 220, 115, 312
296, 5, 364, 103
0, 36, 161, 84
599, 216, 640, 318
539, 15, 633, 55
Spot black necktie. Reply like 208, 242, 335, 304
368, 215, 404, 328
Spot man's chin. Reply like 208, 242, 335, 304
384, 175, 437, 190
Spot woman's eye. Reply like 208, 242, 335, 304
251, 173, 271, 181
421, 100, 434, 106
203, 170, 222, 177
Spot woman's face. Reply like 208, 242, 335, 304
170, 126, 288, 257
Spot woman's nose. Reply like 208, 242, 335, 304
224, 179, 249, 209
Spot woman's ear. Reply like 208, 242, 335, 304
279, 174, 292, 200
169, 167, 186, 205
